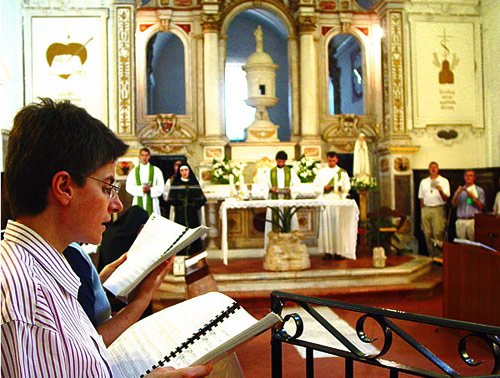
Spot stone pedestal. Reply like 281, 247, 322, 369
263, 231, 310, 271
229, 142, 297, 162
372, 246, 387, 268
358, 189, 369, 222
205, 200, 219, 250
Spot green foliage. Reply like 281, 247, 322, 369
366, 216, 399, 247
252, 206, 299, 233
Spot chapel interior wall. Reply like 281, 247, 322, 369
1, 0, 498, 174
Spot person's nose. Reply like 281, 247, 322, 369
109, 196, 124, 214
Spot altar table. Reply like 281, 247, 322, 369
219, 198, 359, 265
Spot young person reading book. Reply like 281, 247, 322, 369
1, 98, 212, 378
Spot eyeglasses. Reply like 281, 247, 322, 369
88, 176, 121, 199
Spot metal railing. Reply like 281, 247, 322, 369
270, 291, 500, 377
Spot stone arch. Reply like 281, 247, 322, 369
136, 23, 192, 124
220, 1, 295, 38
324, 27, 369, 116
219, 1, 299, 140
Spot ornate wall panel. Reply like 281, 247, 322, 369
116, 6, 134, 136
408, 15, 484, 130
387, 11, 405, 135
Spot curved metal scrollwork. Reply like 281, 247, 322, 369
355, 313, 393, 359
274, 313, 303, 341
270, 291, 500, 377
458, 332, 500, 375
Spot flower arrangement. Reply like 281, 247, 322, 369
292, 155, 320, 183
210, 157, 246, 184
350, 176, 378, 191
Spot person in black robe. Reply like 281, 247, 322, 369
166, 163, 206, 255
97, 205, 149, 272
97, 205, 151, 317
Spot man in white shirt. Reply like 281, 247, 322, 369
418, 161, 450, 259
126, 148, 165, 216
262, 150, 301, 249
313, 151, 351, 260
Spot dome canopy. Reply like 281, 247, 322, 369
246, 50, 274, 65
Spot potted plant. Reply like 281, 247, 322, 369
366, 212, 400, 268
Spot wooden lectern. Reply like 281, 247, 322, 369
474, 213, 500, 251
443, 213, 500, 327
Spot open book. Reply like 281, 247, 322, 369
103, 213, 209, 302
108, 292, 282, 378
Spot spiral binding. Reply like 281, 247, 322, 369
141, 301, 241, 377
162, 226, 190, 256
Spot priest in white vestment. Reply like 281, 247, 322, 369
126, 147, 165, 216
313, 151, 352, 260
261, 150, 301, 250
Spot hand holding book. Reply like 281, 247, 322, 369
103, 213, 209, 302
108, 292, 282, 378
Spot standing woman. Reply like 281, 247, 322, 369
166, 163, 206, 255
163, 159, 184, 219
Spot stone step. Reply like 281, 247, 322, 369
152, 252, 442, 312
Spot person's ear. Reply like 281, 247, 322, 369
51, 171, 74, 206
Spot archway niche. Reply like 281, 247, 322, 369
146, 31, 186, 115
225, 9, 291, 141
328, 33, 364, 115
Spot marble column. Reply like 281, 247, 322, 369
202, 16, 222, 138
298, 17, 319, 138
200, 14, 227, 162
297, 16, 323, 158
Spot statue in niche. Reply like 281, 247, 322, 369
353, 133, 371, 178
242, 25, 279, 142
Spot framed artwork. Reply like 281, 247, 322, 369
23, 10, 108, 123
409, 17, 483, 129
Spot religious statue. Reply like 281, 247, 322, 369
242, 25, 279, 142
353, 133, 371, 178
254, 26, 263, 52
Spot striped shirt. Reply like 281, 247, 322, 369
1, 221, 113, 377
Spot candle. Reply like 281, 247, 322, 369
229, 174, 235, 196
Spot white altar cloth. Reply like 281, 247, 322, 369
219, 198, 359, 265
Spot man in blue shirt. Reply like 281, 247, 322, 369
451, 170, 485, 240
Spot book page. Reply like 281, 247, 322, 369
108, 292, 278, 378
103, 214, 208, 300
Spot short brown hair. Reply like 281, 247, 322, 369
5, 98, 128, 218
